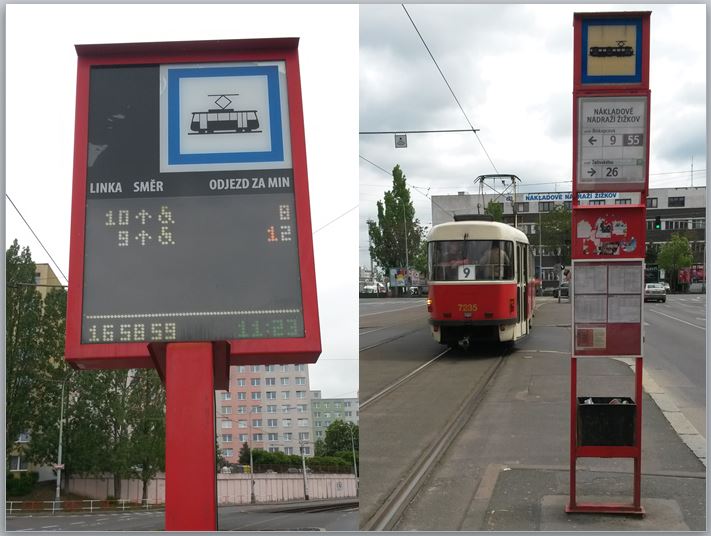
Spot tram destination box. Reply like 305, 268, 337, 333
65, 39, 321, 369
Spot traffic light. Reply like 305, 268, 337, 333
654, 216, 661, 230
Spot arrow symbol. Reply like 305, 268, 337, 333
588, 136, 597, 145
588, 168, 596, 177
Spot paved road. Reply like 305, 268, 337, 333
6, 503, 358, 531
359, 296, 705, 531
643, 294, 705, 437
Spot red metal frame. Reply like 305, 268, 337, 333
568, 12, 650, 516
567, 357, 644, 515
65, 39, 321, 370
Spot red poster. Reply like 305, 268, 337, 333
572, 205, 646, 259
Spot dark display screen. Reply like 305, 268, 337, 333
81, 64, 303, 344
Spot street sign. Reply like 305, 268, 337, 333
574, 12, 650, 89
576, 96, 648, 192
395, 134, 408, 148
65, 39, 321, 369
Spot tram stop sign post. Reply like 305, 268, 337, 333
65, 39, 321, 530
568, 12, 650, 516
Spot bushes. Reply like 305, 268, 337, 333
6, 472, 39, 497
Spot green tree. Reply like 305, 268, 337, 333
645, 242, 660, 264
313, 438, 327, 457
658, 233, 693, 291
322, 420, 358, 456
238, 442, 251, 465
484, 200, 504, 222
6, 241, 47, 460
539, 205, 572, 265
127, 369, 165, 502
367, 165, 426, 286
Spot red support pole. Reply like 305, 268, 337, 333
165, 342, 217, 531
633, 357, 643, 508
568, 357, 578, 509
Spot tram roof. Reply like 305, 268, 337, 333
427, 220, 529, 243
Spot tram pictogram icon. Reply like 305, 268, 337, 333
189, 93, 261, 135
589, 40, 634, 57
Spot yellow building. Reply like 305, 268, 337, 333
34, 263, 63, 299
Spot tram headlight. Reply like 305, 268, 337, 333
426, 298, 432, 312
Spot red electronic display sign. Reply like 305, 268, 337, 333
65, 39, 321, 369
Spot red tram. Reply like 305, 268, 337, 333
426, 215, 536, 348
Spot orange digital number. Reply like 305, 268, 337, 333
457, 304, 478, 312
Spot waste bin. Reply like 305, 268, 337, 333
576, 397, 636, 446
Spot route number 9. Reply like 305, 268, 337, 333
458, 265, 476, 280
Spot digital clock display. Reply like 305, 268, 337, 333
81, 63, 304, 344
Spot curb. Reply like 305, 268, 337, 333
614, 357, 706, 466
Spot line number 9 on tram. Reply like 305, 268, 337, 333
458, 264, 477, 280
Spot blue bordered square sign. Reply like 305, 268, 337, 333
160, 61, 292, 172
581, 18, 643, 85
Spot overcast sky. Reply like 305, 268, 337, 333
359, 4, 707, 267
5, 4, 359, 399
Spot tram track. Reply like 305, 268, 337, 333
360, 348, 450, 409
360, 344, 512, 531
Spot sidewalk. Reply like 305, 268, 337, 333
463, 298, 706, 531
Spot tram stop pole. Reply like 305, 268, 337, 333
150, 341, 229, 531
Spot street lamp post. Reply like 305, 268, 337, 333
402, 200, 409, 296
298, 440, 310, 500
54, 375, 70, 506
248, 439, 256, 504
347, 424, 358, 495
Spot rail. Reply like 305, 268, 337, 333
361, 346, 511, 530
6, 498, 164, 515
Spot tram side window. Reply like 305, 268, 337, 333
429, 240, 513, 281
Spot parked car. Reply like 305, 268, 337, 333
644, 283, 666, 303
663, 282, 670, 292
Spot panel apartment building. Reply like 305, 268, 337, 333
215, 363, 314, 464
311, 391, 359, 442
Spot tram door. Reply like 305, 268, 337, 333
516, 242, 528, 335
516, 242, 526, 335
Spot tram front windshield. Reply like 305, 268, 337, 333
429, 240, 514, 281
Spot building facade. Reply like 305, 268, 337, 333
215, 363, 314, 465
310, 391, 359, 442
34, 263, 63, 299
432, 186, 706, 286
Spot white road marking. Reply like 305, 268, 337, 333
360, 303, 425, 318
359, 326, 388, 336
648, 308, 705, 330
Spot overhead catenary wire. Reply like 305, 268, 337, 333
313, 205, 359, 234
359, 154, 454, 218
6, 194, 69, 285
401, 4, 499, 174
